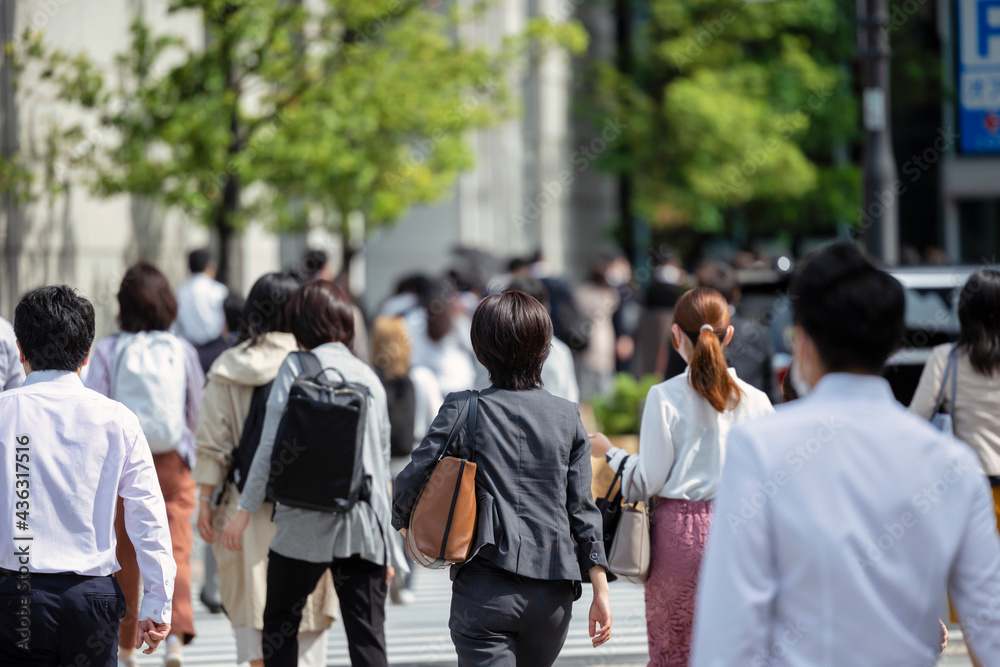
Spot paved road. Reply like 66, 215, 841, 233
124, 568, 651, 666
124, 552, 973, 666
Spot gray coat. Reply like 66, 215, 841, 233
392, 387, 607, 585
239, 342, 404, 570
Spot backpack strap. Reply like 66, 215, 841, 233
292, 351, 324, 379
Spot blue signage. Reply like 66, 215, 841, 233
958, 0, 1000, 154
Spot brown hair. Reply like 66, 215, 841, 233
371, 316, 411, 380
286, 280, 355, 350
117, 261, 178, 333
673, 287, 742, 412
471, 290, 552, 391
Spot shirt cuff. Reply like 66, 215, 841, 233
391, 510, 408, 531
606, 447, 627, 472
139, 596, 172, 626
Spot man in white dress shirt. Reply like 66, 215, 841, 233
692, 243, 1000, 666
0, 286, 175, 665
174, 248, 229, 347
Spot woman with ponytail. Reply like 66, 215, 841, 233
591, 287, 773, 667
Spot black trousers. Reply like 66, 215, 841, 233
263, 550, 388, 667
449, 558, 575, 667
0, 568, 126, 666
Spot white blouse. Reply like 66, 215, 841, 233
607, 369, 774, 501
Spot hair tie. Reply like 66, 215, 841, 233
700, 324, 715, 333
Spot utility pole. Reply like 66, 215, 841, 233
858, 0, 899, 264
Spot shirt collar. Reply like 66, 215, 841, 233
808, 372, 895, 402
22, 369, 84, 388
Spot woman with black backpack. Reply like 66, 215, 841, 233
221, 279, 404, 667
192, 272, 338, 667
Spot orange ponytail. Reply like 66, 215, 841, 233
674, 288, 743, 413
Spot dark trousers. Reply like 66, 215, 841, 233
263, 550, 388, 667
450, 558, 575, 667
0, 569, 126, 666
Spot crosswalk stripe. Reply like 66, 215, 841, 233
124, 570, 650, 665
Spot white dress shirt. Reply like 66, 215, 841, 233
542, 338, 580, 404
0, 317, 25, 391
174, 273, 229, 346
692, 373, 1000, 666
607, 369, 774, 501
0, 371, 176, 624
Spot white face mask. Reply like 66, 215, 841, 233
789, 356, 812, 398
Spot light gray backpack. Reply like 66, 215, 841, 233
111, 331, 188, 453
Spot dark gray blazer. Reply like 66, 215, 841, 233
392, 387, 608, 583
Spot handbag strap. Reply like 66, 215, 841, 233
436, 390, 479, 462
604, 456, 626, 505
465, 390, 480, 460
933, 344, 959, 415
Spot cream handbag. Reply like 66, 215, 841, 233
607, 501, 651, 584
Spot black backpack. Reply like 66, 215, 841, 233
228, 380, 274, 494
377, 370, 417, 458
266, 351, 371, 513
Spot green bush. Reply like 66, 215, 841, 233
591, 373, 660, 436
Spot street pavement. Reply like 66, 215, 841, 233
121, 562, 975, 666
124, 568, 652, 666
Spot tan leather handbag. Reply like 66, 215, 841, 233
608, 500, 650, 584
406, 391, 479, 569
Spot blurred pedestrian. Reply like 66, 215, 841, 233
192, 292, 246, 376
86, 262, 205, 667
409, 277, 478, 395
0, 286, 175, 665
221, 280, 404, 667
691, 244, 1000, 665
507, 276, 580, 403
607, 253, 639, 373
298, 248, 370, 362
0, 315, 25, 390
590, 287, 773, 667
393, 290, 613, 666
574, 255, 621, 398
370, 315, 444, 605
695, 261, 780, 403
631, 257, 683, 379
910, 269, 1000, 667
175, 248, 229, 349
193, 273, 338, 667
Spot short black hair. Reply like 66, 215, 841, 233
471, 290, 552, 390
301, 249, 329, 281
14, 285, 95, 372
188, 248, 211, 274
790, 243, 904, 373
224, 293, 246, 336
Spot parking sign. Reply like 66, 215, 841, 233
958, 0, 1000, 153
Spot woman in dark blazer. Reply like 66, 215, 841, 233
392, 290, 612, 666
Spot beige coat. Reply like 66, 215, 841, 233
192, 332, 338, 631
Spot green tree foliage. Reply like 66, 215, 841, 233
3, 1, 585, 283
592, 0, 862, 237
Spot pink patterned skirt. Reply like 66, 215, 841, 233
644, 497, 714, 667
